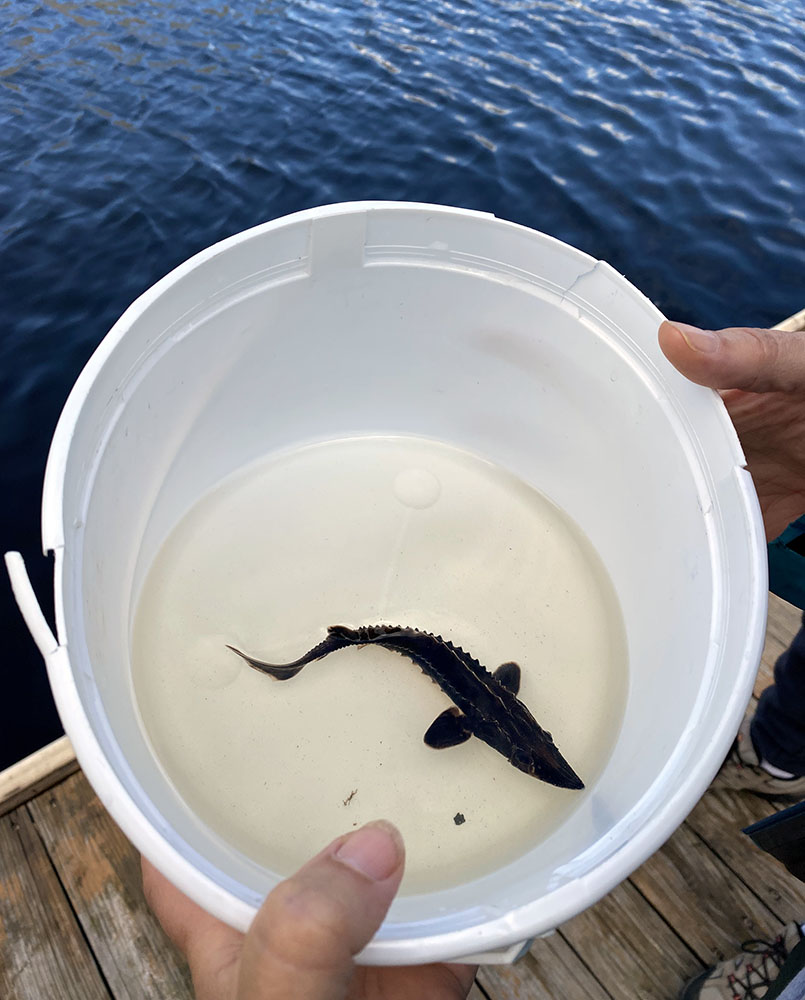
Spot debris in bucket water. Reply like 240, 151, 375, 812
343, 789, 357, 806
454, 812, 466, 826
226, 624, 584, 790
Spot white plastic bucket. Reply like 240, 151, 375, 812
7, 202, 767, 965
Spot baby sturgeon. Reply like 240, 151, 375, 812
227, 624, 583, 790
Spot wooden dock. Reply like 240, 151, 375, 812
1, 593, 804, 1000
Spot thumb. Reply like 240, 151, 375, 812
236, 820, 405, 1000
658, 320, 805, 393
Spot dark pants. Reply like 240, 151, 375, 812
753, 613, 805, 775
766, 939, 805, 1000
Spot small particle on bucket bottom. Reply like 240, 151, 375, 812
453, 812, 466, 826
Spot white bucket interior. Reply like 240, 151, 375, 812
43, 203, 766, 962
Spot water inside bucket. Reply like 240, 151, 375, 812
131, 434, 627, 893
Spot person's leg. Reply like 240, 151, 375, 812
714, 614, 805, 796
753, 613, 805, 775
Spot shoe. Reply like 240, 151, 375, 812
681, 922, 802, 998
711, 707, 805, 798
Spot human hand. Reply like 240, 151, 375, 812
659, 321, 805, 541
142, 820, 476, 1000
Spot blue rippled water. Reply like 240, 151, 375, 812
1, 0, 803, 767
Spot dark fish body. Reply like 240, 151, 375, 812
226, 624, 583, 790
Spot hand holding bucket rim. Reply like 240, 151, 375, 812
659, 320, 805, 541
142, 820, 476, 1000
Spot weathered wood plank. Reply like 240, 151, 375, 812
479, 931, 611, 999
469, 980, 491, 1000
27, 772, 193, 1000
0, 806, 110, 1000
0, 735, 78, 817
630, 819, 784, 966
755, 629, 782, 697
764, 595, 801, 659
686, 789, 805, 926
774, 307, 805, 332
559, 879, 701, 999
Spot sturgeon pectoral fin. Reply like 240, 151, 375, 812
494, 661, 521, 695
424, 707, 472, 749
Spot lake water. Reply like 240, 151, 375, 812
1, 0, 803, 768
131, 436, 627, 890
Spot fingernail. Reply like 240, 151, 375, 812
672, 322, 720, 354
334, 820, 404, 881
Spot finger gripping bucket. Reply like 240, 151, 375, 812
7, 202, 767, 965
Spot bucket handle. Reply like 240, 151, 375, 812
4, 551, 60, 660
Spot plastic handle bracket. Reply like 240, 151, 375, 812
452, 936, 537, 965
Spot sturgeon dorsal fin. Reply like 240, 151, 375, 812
435, 634, 486, 673
423, 707, 472, 749
494, 661, 521, 695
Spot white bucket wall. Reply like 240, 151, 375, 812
13, 202, 765, 964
